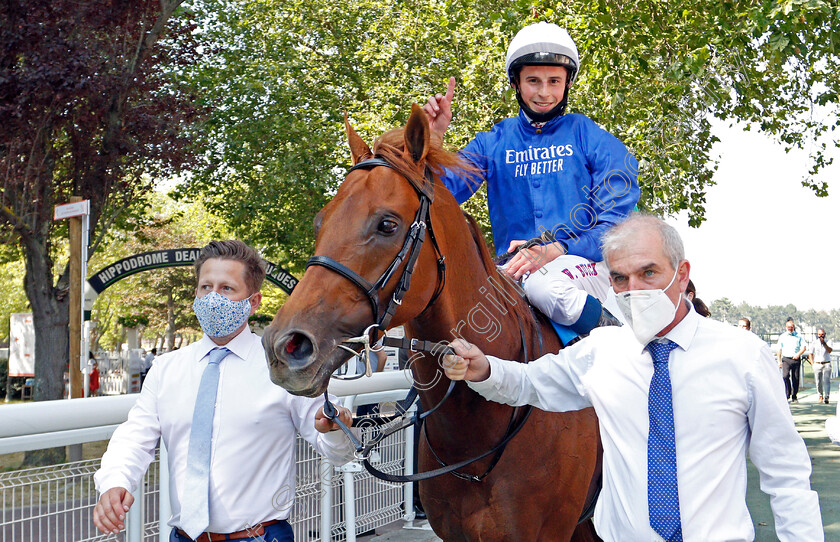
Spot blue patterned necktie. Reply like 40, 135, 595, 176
180, 347, 230, 539
647, 340, 682, 542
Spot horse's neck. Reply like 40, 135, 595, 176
405, 204, 544, 390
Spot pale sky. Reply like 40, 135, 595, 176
666, 120, 840, 312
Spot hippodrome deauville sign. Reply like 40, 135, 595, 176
84, 248, 298, 313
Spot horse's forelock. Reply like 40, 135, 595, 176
373, 127, 479, 183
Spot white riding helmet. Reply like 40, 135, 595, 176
505, 22, 579, 86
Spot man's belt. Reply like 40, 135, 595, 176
177, 520, 282, 541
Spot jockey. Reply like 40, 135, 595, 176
423, 22, 640, 335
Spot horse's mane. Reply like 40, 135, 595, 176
371, 125, 546, 357
461, 212, 545, 352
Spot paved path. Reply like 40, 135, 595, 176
748, 382, 839, 540
364, 382, 840, 541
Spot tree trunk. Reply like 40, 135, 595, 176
21, 234, 68, 466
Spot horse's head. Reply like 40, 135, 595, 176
263, 105, 453, 396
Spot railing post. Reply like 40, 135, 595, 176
319, 460, 333, 542
342, 465, 359, 542
403, 405, 416, 525
159, 440, 171, 542
127, 476, 145, 542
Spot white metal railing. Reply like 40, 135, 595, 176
0, 370, 420, 542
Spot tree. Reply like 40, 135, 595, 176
177, 0, 838, 266
1, 0, 203, 463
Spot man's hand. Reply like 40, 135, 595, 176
422, 77, 456, 138
443, 339, 491, 382
502, 240, 565, 280
93, 487, 134, 534
315, 405, 353, 433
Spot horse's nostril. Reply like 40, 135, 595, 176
281, 332, 314, 363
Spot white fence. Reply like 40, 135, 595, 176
0, 371, 420, 542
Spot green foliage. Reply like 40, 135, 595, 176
177, 0, 838, 267
248, 314, 273, 325
116, 315, 150, 328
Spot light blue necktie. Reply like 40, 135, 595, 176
647, 340, 682, 542
180, 347, 229, 540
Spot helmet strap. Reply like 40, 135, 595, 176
514, 86, 570, 123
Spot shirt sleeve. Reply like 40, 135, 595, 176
745, 343, 823, 541
439, 135, 489, 204
467, 342, 594, 412
94, 366, 162, 494
561, 120, 640, 261
290, 395, 356, 465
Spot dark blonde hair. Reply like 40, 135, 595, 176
194, 240, 266, 294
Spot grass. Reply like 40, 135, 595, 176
0, 441, 109, 473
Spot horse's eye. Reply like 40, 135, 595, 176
378, 219, 399, 235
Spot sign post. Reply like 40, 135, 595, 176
54, 198, 90, 400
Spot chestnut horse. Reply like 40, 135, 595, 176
263, 104, 601, 541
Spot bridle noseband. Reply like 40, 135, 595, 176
306, 156, 446, 339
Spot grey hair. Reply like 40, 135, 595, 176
601, 213, 685, 270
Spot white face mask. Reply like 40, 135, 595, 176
611, 268, 680, 345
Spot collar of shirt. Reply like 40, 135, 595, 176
194, 329, 254, 364
627, 300, 698, 357
519, 109, 562, 132
659, 301, 699, 353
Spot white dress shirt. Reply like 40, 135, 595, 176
469, 307, 823, 542
810, 340, 832, 364
95, 330, 355, 534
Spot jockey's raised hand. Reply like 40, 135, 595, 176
422, 77, 456, 138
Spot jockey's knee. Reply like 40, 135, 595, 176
524, 273, 589, 325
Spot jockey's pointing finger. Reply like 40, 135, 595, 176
443, 76, 456, 103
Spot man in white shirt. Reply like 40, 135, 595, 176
443, 215, 823, 542
809, 328, 833, 404
776, 318, 807, 402
93, 240, 355, 541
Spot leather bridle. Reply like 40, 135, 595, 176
305, 156, 446, 341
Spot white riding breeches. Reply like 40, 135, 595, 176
521, 255, 612, 326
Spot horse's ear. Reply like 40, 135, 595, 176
404, 104, 430, 166
345, 111, 372, 165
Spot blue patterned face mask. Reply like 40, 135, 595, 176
193, 291, 253, 338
